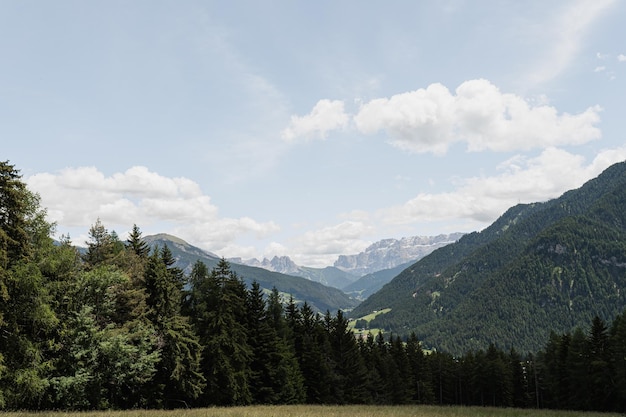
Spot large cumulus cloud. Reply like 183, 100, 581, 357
284, 79, 602, 154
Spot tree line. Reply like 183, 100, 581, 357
1, 160, 625, 411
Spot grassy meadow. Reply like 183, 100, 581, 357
3, 405, 622, 417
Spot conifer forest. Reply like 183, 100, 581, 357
2, 160, 626, 412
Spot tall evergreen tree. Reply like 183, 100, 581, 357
246, 283, 304, 404
0, 161, 58, 409
405, 332, 434, 404
358, 333, 386, 404
388, 335, 414, 404
610, 311, 626, 410
0, 161, 31, 266
587, 316, 613, 410
565, 327, 588, 410
82, 219, 116, 268
327, 310, 368, 404
288, 302, 333, 403
126, 224, 150, 258
143, 247, 205, 407
189, 259, 252, 406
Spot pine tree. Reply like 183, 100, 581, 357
358, 333, 385, 404
288, 302, 333, 403
0, 161, 58, 409
327, 310, 368, 404
126, 224, 150, 258
189, 259, 252, 406
405, 332, 434, 404
143, 247, 205, 407
0, 161, 31, 266
246, 283, 304, 404
388, 335, 414, 404
587, 316, 613, 410
565, 327, 588, 410
610, 311, 626, 410
83, 219, 116, 268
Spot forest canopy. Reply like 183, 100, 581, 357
1, 160, 625, 412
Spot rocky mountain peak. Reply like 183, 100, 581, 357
334, 233, 465, 276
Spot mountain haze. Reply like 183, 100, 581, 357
342, 260, 416, 300
229, 255, 356, 289
351, 161, 626, 354
233, 233, 464, 292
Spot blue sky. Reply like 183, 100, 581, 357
3, 0, 626, 266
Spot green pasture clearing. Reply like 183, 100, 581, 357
3, 405, 620, 417
355, 308, 392, 323
348, 308, 391, 338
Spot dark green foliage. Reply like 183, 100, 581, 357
126, 224, 150, 258
5, 159, 626, 412
287, 301, 334, 403
144, 247, 204, 407
246, 284, 305, 404
187, 258, 252, 406
0, 161, 31, 266
326, 310, 369, 404
143, 234, 357, 313
352, 160, 626, 355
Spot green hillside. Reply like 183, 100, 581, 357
351, 160, 626, 354
144, 234, 358, 312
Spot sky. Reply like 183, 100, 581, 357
2, 0, 626, 267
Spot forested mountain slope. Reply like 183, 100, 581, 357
144, 234, 357, 312
351, 160, 626, 354
342, 260, 415, 300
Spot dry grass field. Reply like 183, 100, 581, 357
3, 405, 622, 417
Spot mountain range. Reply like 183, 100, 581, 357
350, 160, 626, 354
143, 234, 357, 313
142, 161, 626, 355
145, 232, 463, 311
230, 233, 464, 291
334, 233, 465, 275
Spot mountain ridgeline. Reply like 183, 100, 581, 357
230, 233, 464, 296
351, 160, 626, 354
143, 234, 358, 313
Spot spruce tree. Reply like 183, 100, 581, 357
143, 247, 205, 407
0, 161, 59, 409
83, 219, 116, 268
288, 302, 333, 403
327, 310, 368, 403
587, 316, 613, 410
189, 259, 252, 406
126, 224, 150, 258
405, 332, 434, 404
389, 335, 413, 404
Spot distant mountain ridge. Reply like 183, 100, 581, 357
229, 255, 357, 289
231, 233, 465, 291
334, 233, 465, 276
143, 234, 357, 313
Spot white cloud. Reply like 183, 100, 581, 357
527, 0, 616, 85
354, 83, 456, 155
289, 221, 373, 267
594, 66, 606, 72
27, 166, 279, 252
379, 147, 626, 228
284, 79, 602, 155
354, 79, 602, 154
618, 54, 626, 62
281, 99, 349, 142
